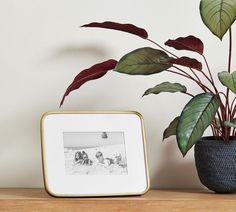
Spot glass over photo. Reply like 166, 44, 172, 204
63, 132, 128, 175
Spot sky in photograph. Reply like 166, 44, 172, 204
63, 132, 125, 148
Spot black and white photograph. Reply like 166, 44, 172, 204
63, 132, 128, 175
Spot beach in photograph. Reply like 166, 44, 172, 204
64, 143, 128, 175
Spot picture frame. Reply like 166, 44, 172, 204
40, 111, 150, 197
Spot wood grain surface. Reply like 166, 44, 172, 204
0, 189, 236, 211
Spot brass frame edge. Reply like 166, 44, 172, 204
40, 110, 150, 197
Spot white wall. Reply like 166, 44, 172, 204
0, 0, 235, 188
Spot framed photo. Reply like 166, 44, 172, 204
40, 111, 149, 197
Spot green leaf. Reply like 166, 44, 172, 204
224, 118, 236, 128
163, 117, 180, 140
177, 93, 220, 156
142, 82, 187, 97
218, 71, 236, 93
213, 118, 222, 128
114, 47, 172, 75
200, 0, 236, 40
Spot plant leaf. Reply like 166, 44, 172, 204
218, 71, 236, 93
114, 47, 172, 75
81, 21, 148, 39
177, 93, 220, 156
224, 119, 236, 128
213, 118, 222, 128
200, 0, 236, 40
60, 59, 117, 107
163, 117, 180, 140
142, 82, 187, 97
165, 35, 204, 55
168, 57, 202, 71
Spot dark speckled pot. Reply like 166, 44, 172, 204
194, 137, 236, 193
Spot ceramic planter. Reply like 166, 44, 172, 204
194, 136, 236, 193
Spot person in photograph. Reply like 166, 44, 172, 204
95, 151, 114, 166
113, 153, 127, 168
81, 151, 93, 166
73, 151, 83, 166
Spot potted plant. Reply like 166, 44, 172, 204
60, 0, 236, 193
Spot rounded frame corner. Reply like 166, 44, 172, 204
44, 183, 60, 198
140, 180, 150, 195
40, 111, 57, 125
130, 111, 144, 119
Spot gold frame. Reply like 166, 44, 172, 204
40, 110, 150, 197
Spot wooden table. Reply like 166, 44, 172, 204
0, 189, 236, 211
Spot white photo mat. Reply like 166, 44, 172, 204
41, 111, 149, 196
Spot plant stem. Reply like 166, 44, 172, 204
233, 129, 236, 138
202, 55, 218, 93
199, 70, 216, 90
185, 92, 194, 97
210, 124, 216, 137
202, 55, 214, 83
166, 69, 190, 78
212, 119, 223, 137
189, 67, 202, 84
218, 92, 227, 99
172, 66, 213, 93
218, 92, 228, 120
166, 69, 214, 96
147, 38, 177, 58
230, 97, 236, 119
231, 106, 236, 119
228, 28, 232, 74
224, 27, 232, 140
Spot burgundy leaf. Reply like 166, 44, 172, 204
168, 57, 202, 71
165, 35, 204, 55
81, 21, 148, 39
60, 59, 117, 107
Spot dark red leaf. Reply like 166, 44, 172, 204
168, 57, 202, 71
60, 59, 117, 107
165, 35, 204, 55
81, 21, 148, 39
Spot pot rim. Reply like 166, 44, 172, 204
199, 136, 236, 143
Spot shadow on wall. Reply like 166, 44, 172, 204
46, 44, 109, 63
153, 138, 202, 189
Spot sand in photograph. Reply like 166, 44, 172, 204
63, 132, 128, 175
